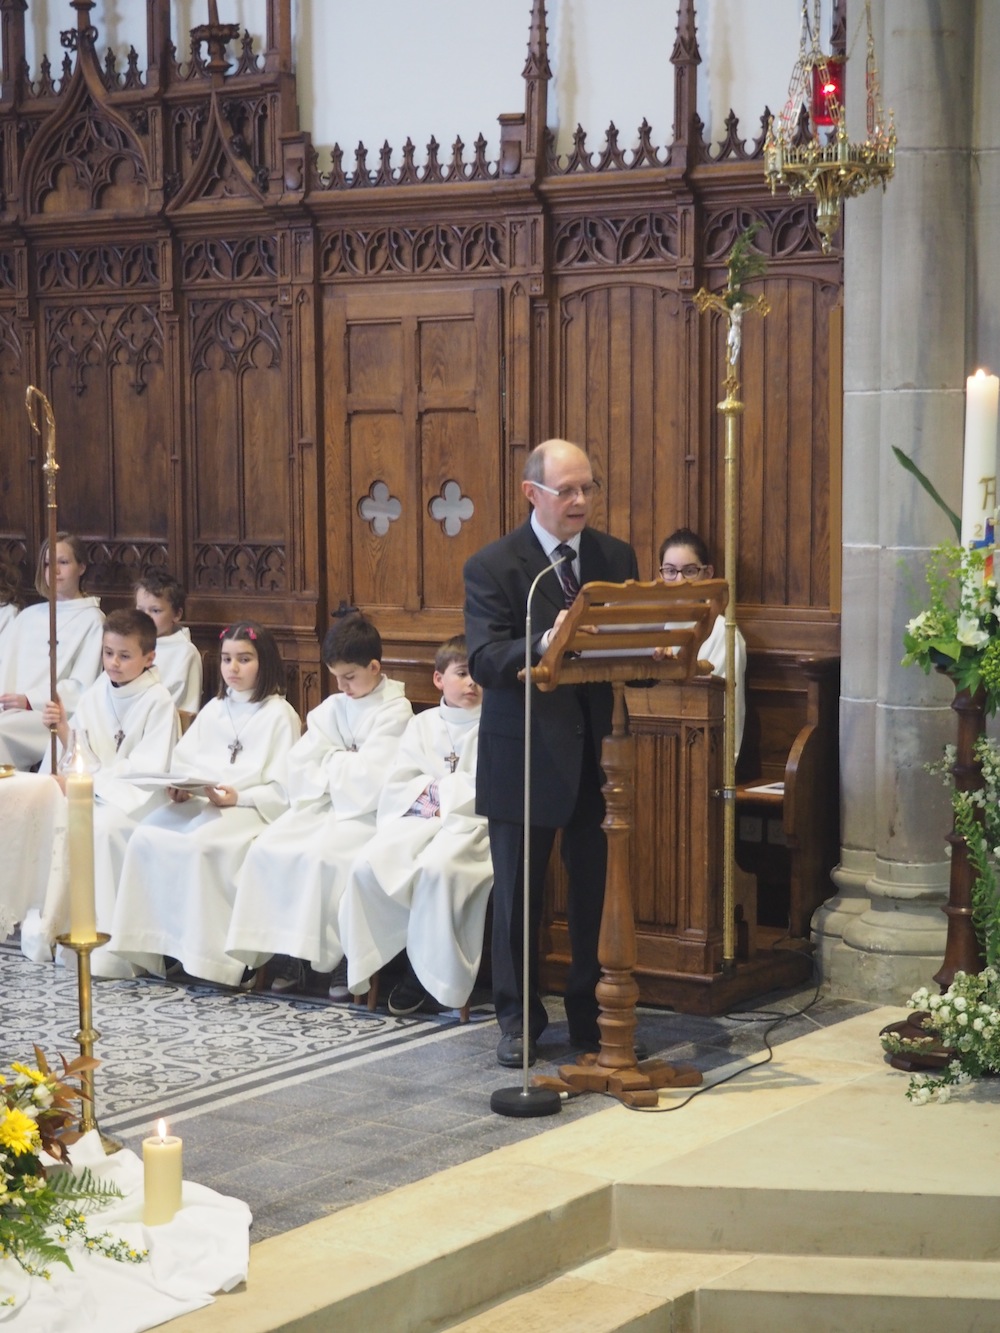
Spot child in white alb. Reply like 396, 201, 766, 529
339, 635, 492, 1014
18, 609, 179, 974
0, 550, 22, 681
135, 572, 203, 715
108, 622, 301, 986
0, 533, 104, 769
225, 613, 412, 994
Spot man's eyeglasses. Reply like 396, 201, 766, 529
660, 563, 707, 581
530, 479, 602, 502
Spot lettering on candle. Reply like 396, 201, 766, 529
981, 476, 997, 512
143, 1118, 183, 1226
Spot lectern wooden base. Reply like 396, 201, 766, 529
535, 1053, 702, 1108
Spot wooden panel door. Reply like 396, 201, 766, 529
324, 283, 502, 647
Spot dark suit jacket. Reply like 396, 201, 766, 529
463, 519, 639, 827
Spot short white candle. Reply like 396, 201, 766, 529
960, 368, 999, 547
143, 1118, 183, 1226
66, 768, 97, 943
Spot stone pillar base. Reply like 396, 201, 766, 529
811, 849, 873, 987
823, 856, 949, 1003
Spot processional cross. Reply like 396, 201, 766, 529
692, 227, 769, 974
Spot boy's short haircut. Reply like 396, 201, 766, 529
104, 608, 157, 656
34, 531, 87, 598
322, 612, 382, 668
657, 526, 711, 568
217, 621, 285, 703
134, 570, 186, 616
434, 634, 468, 675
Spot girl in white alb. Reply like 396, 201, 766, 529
0, 534, 104, 769
109, 622, 301, 986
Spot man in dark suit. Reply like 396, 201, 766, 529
463, 439, 639, 1067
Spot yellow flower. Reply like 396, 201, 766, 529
0, 1106, 41, 1156
10, 1063, 46, 1085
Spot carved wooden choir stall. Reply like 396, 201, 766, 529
0, 0, 842, 1012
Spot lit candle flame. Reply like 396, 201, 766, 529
157, 1118, 168, 1140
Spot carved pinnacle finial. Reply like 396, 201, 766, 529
671, 0, 700, 66
523, 0, 551, 80
61, 0, 96, 51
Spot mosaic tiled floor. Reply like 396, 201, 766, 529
0, 943, 484, 1136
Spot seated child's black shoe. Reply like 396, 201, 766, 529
388, 978, 429, 1015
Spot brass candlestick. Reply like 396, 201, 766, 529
694, 233, 769, 976
56, 931, 121, 1153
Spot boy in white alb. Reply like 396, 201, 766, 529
135, 572, 203, 715
15, 609, 178, 972
339, 635, 492, 1014
226, 613, 412, 991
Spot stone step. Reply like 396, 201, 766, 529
615, 1181, 1000, 1262
440, 1249, 1000, 1333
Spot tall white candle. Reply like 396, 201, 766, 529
960, 368, 999, 547
66, 769, 97, 943
143, 1119, 183, 1226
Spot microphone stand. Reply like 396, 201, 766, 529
491, 555, 565, 1118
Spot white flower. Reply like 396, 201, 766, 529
937, 1085, 952, 1103
905, 611, 929, 635
928, 994, 941, 1010
957, 1012, 969, 1026
953, 996, 967, 1011
938, 1006, 951, 1022
956, 613, 989, 647
974, 1017, 985, 1032
912, 1087, 931, 1105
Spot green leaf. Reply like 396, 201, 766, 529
892, 446, 961, 539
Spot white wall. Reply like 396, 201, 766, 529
20, 1, 832, 163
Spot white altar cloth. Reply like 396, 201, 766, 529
0, 1131, 251, 1330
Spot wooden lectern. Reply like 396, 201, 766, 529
526, 576, 729, 1106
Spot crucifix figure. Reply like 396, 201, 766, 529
228, 737, 242, 764
446, 750, 459, 774
113, 728, 125, 752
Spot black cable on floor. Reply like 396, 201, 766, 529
609, 949, 824, 1113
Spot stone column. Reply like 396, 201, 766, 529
814, 0, 991, 1001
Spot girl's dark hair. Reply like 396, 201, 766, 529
657, 526, 711, 569
216, 621, 285, 703
34, 531, 88, 598
0, 550, 24, 609
322, 611, 382, 668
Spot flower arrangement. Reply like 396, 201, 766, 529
902, 541, 1000, 714
881, 967, 1000, 1103
927, 736, 1000, 965
0, 1049, 146, 1305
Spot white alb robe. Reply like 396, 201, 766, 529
20, 668, 180, 975
153, 627, 203, 714
0, 597, 105, 768
226, 677, 412, 974
0, 601, 18, 680
339, 700, 492, 1008
109, 690, 301, 985
0, 771, 63, 942
699, 614, 747, 756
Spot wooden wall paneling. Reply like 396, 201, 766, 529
323, 283, 502, 643
0, 302, 32, 580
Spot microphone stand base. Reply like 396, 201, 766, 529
490, 1085, 562, 1118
